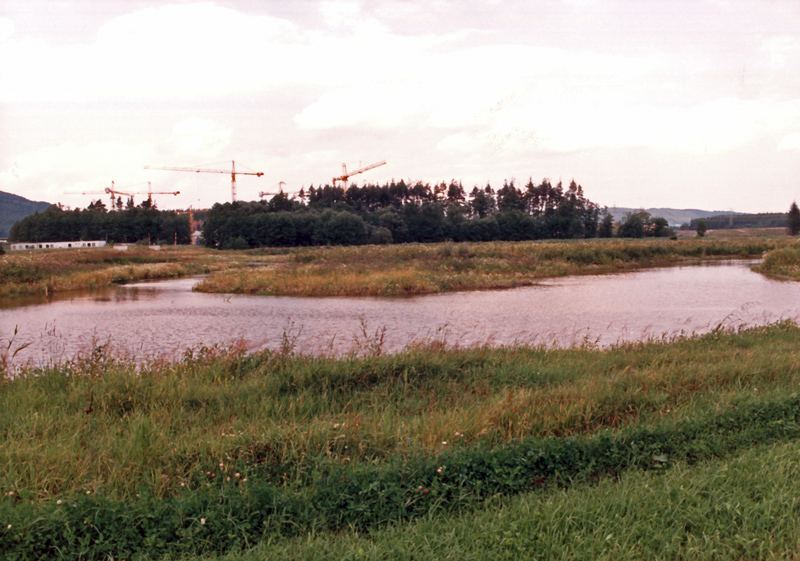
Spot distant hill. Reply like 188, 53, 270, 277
607, 207, 740, 228
0, 191, 52, 237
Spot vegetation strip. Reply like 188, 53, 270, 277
194, 237, 794, 297
753, 246, 800, 280
3, 393, 800, 559
220, 440, 800, 561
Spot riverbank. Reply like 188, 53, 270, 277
0, 245, 254, 298
3, 321, 800, 559
752, 246, 800, 280
3, 238, 796, 300
194, 237, 796, 297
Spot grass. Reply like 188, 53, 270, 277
211, 439, 800, 560
3, 237, 796, 300
2, 321, 800, 558
753, 245, 800, 280
0, 245, 283, 298
195, 237, 794, 297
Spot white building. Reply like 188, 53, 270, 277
9, 240, 107, 251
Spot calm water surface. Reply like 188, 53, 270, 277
2, 260, 799, 364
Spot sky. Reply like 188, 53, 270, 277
1, 0, 799, 213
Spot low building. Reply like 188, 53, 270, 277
9, 240, 107, 251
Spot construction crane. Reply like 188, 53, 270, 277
140, 182, 180, 204
66, 181, 134, 208
333, 160, 386, 186
259, 182, 286, 199
66, 181, 179, 209
145, 160, 263, 202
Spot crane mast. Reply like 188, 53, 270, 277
145, 160, 263, 202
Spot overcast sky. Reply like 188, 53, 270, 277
1, 0, 799, 212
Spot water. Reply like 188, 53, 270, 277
2, 260, 799, 365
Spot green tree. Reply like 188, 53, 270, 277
598, 211, 614, 238
618, 212, 647, 238
696, 219, 708, 238
788, 201, 800, 236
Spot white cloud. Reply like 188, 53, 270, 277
0, 17, 14, 43
436, 97, 800, 155
169, 117, 231, 157
778, 132, 800, 151
0, 141, 157, 205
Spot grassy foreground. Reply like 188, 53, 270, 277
2, 321, 800, 559
194, 237, 793, 297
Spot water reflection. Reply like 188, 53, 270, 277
3, 260, 799, 365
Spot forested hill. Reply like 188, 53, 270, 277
0, 190, 51, 237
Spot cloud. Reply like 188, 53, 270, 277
169, 117, 231, 157
0, 3, 303, 103
0, 17, 14, 43
0, 141, 157, 205
437, 97, 800, 155
778, 132, 800, 151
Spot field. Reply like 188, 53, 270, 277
3, 321, 800, 559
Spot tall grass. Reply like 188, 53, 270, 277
2, 321, 799, 501
753, 245, 800, 280
196, 238, 791, 297
0, 246, 256, 297
3, 322, 800, 558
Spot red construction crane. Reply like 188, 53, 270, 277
333, 160, 386, 186
145, 160, 263, 202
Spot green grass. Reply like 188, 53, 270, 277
214, 439, 800, 560
2, 322, 800, 558
753, 245, 800, 280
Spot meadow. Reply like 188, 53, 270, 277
3, 320, 800, 559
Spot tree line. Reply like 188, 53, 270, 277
203, 178, 676, 249
8, 201, 191, 245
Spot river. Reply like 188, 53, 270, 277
2, 260, 799, 365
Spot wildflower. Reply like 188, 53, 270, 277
226, 477, 231, 482
57, 500, 62, 505
86, 490, 91, 495
437, 467, 443, 474
442, 441, 447, 445
200, 518, 206, 525
333, 423, 340, 429
219, 463, 223, 468
242, 478, 247, 482
7, 524, 10, 529
423, 489, 429, 494
7, 491, 13, 496
180, 483, 185, 487
418, 486, 423, 490
235, 473, 240, 478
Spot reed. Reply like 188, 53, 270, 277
752, 245, 800, 280
0, 246, 245, 297
195, 238, 792, 297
